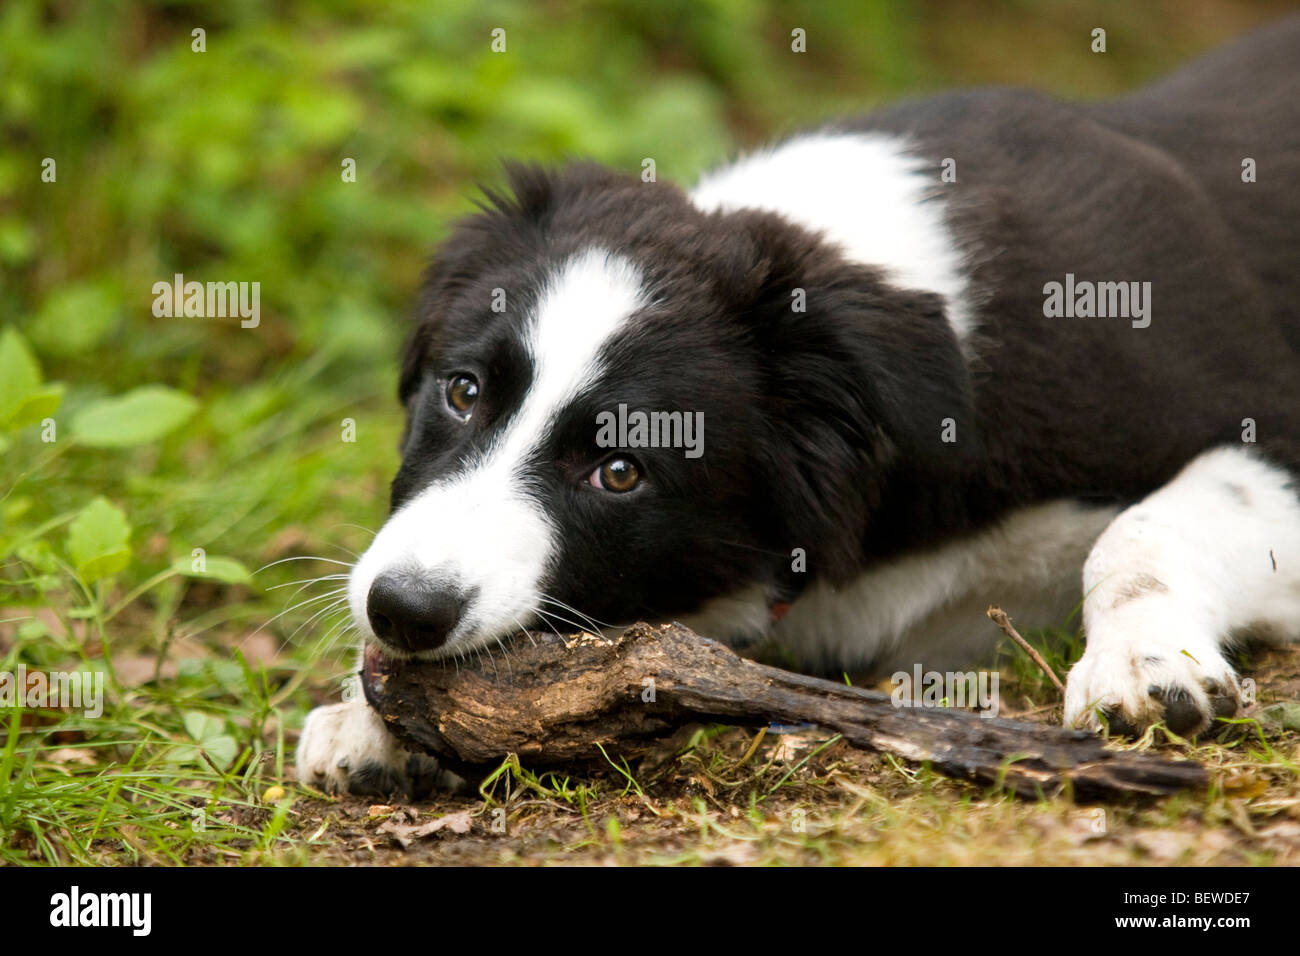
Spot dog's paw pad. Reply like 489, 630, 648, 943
1065, 643, 1242, 738
1145, 683, 1209, 736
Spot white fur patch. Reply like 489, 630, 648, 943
780, 500, 1119, 672
690, 500, 1119, 672
296, 698, 410, 794
1065, 446, 1300, 732
690, 131, 974, 340
348, 248, 646, 655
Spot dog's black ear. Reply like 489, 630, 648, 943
401, 240, 487, 404
721, 210, 979, 573
400, 164, 568, 404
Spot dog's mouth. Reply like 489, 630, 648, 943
363, 641, 388, 673
361, 626, 555, 688
361, 641, 399, 700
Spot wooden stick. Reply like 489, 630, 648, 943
987, 605, 1067, 695
362, 622, 1203, 800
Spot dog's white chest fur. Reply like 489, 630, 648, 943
685, 499, 1120, 673
777, 500, 1121, 672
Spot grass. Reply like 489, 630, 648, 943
0, 620, 304, 865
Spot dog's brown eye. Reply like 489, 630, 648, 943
446, 374, 479, 417
590, 457, 641, 493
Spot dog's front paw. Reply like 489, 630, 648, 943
1064, 637, 1242, 737
296, 699, 443, 798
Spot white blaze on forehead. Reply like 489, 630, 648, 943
690, 131, 973, 340
349, 247, 646, 653
491, 247, 647, 469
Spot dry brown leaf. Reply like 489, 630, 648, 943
376, 810, 474, 848
46, 747, 96, 765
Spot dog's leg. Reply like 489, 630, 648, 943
1065, 446, 1300, 736
296, 696, 445, 798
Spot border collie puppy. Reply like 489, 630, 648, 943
299, 18, 1300, 796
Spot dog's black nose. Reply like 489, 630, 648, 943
366, 573, 469, 653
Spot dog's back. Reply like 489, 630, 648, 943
834, 15, 1300, 498
1096, 13, 1300, 320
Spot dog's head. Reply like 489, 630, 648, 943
349, 161, 973, 658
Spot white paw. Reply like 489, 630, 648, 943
1064, 634, 1242, 736
296, 699, 443, 798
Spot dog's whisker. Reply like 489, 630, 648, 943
493, 637, 514, 678
539, 598, 627, 636
248, 586, 350, 644
316, 617, 358, 660
505, 613, 531, 645
327, 523, 379, 540
524, 607, 567, 644
537, 593, 600, 618
275, 575, 350, 607
282, 595, 352, 647
478, 642, 500, 678
267, 574, 350, 592
253, 555, 354, 575
537, 594, 612, 631
304, 616, 357, 666
314, 604, 358, 647
507, 613, 539, 649
713, 538, 791, 560
534, 606, 607, 637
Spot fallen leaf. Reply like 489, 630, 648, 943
376, 810, 473, 848
46, 747, 96, 765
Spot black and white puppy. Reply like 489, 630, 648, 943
299, 17, 1300, 796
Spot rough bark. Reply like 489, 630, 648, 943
362, 622, 1205, 799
